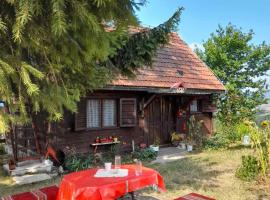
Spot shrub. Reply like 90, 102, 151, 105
203, 133, 230, 150
249, 122, 270, 177
132, 148, 157, 161
235, 122, 252, 142
236, 155, 259, 181
65, 154, 95, 172
0, 144, 5, 155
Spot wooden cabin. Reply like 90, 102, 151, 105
8, 31, 225, 158
50, 31, 225, 153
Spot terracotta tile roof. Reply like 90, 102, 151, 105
111, 28, 225, 92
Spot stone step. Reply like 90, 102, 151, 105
13, 173, 52, 185
3, 160, 53, 176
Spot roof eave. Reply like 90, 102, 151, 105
103, 86, 225, 94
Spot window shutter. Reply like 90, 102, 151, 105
87, 99, 101, 128
120, 98, 137, 127
102, 99, 116, 127
75, 98, 87, 131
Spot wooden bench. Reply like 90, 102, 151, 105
91, 141, 120, 153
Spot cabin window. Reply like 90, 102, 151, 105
87, 99, 101, 128
86, 99, 117, 129
120, 98, 137, 127
190, 100, 198, 112
102, 99, 117, 127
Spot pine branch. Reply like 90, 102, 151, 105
108, 7, 183, 76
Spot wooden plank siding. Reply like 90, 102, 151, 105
17, 91, 215, 154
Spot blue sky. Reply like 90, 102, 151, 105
137, 0, 270, 46
137, 0, 270, 97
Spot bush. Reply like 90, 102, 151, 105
0, 144, 5, 155
235, 122, 252, 141
132, 148, 157, 161
236, 155, 260, 181
65, 154, 95, 172
203, 133, 230, 150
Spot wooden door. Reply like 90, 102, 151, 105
144, 96, 175, 145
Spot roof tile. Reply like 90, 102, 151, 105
111, 30, 225, 91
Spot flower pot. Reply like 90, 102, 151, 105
180, 143, 186, 150
242, 135, 250, 146
187, 145, 193, 152
8, 160, 16, 170
150, 145, 159, 152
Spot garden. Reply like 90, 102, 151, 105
1, 117, 270, 200
1, 1, 270, 199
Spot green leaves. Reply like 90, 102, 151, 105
13, 0, 33, 42
51, 0, 67, 37
196, 24, 270, 126
20, 62, 44, 95
0, 0, 182, 133
109, 7, 183, 76
0, 17, 7, 34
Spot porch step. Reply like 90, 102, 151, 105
12, 173, 52, 185
3, 160, 53, 176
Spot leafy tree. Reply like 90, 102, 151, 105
0, 0, 182, 133
195, 24, 270, 127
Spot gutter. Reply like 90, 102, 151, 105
102, 86, 225, 95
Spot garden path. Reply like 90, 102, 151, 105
152, 147, 187, 164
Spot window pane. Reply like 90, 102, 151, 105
190, 100, 198, 112
87, 100, 100, 128
103, 100, 116, 127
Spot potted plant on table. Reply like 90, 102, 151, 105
150, 136, 160, 152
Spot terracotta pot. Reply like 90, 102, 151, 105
8, 160, 16, 170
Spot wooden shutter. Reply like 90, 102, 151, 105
202, 100, 217, 112
75, 98, 87, 131
120, 98, 137, 127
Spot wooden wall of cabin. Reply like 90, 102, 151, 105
38, 91, 216, 154
143, 94, 215, 145
53, 91, 147, 153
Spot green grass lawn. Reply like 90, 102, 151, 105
1, 147, 270, 199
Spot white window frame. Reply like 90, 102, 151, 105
86, 99, 117, 129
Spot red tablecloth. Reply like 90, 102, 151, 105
57, 165, 165, 200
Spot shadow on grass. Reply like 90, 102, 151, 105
147, 156, 223, 192
227, 144, 251, 150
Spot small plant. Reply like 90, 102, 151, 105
133, 148, 157, 161
236, 155, 260, 181
65, 154, 95, 172
203, 133, 230, 150
0, 144, 6, 155
188, 115, 204, 147
153, 136, 160, 147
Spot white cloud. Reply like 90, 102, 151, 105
189, 43, 204, 52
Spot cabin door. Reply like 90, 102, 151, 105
144, 96, 174, 145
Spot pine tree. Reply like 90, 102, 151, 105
0, 0, 183, 133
